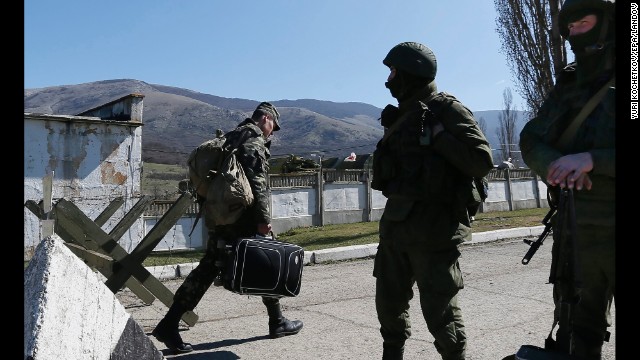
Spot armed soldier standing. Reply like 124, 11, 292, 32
519, 0, 616, 359
371, 42, 493, 360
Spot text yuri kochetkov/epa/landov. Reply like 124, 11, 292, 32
632, 2, 638, 120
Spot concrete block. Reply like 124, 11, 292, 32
24, 235, 163, 360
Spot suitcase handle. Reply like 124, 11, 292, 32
254, 230, 277, 241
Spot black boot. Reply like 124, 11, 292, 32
263, 297, 303, 339
151, 302, 193, 354
572, 326, 605, 360
382, 344, 404, 360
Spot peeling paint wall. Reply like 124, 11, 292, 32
24, 114, 144, 261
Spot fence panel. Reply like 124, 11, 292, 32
144, 168, 541, 217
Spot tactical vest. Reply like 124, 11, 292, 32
372, 93, 469, 204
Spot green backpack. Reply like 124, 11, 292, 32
187, 130, 254, 229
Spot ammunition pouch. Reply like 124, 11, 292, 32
371, 142, 395, 191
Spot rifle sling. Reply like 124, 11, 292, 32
555, 76, 615, 150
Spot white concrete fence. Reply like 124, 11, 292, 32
144, 168, 549, 253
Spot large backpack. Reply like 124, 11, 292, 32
187, 129, 254, 229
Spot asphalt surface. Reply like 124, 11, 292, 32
116, 231, 617, 360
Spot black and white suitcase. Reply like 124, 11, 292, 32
223, 235, 304, 297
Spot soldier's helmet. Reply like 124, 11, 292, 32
559, 0, 615, 38
383, 42, 437, 82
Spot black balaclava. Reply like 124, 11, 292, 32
385, 69, 431, 102
566, 10, 615, 84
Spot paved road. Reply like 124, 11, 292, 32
117, 237, 616, 359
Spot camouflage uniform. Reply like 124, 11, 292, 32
519, 1, 615, 358
519, 64, 615, 360
173, 119, 277, 310
153, 102, 300, 353
373, 77, 493, 359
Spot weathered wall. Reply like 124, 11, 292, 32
23, 111, 548, 257
483, 178, 549, 212
24, 113, 144, 260
143, 215, 206, 250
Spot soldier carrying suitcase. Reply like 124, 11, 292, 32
152, 102, 303, 354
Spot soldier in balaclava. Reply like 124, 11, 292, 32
519, 1, 616, 358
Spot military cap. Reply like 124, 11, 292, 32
255, 102, 281, 131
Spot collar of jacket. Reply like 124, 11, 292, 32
397, 81, 438, 111
237, 119, 264, 137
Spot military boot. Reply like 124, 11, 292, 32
572, 327, 605, 360
382, 344, 404, 360
151, 302, 193, 354
263, 297, 303, 339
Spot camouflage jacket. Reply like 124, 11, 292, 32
519, 64, 615, 226
375, 83, 493, 246
217, 119, 272, 236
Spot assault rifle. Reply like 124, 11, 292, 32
515, 188, 580, 360
521, 194, 557, 265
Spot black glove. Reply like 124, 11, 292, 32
380, 104, 400, 127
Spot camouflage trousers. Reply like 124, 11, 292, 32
373, 241, 466, 360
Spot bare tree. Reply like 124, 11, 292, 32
496, 88, 520, 163
494, 0, 568, 113
477, 116, 488, 136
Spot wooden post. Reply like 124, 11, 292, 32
365, 169, 372, 222
533, 173, 542, 208
506, 169, 514, 211
317, 169, 324, 226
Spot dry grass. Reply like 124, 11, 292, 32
140, 207, 549, 266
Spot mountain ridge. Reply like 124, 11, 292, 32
24, 79, 529, 165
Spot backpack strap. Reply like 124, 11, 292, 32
188, 198, 206, 237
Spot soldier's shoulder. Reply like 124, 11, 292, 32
236, 122, 261, 134
229, 123, 262, 141
428, 91, 456, 105
431, 92, 473, 118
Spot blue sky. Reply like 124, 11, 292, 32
24, 0, 526, 112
